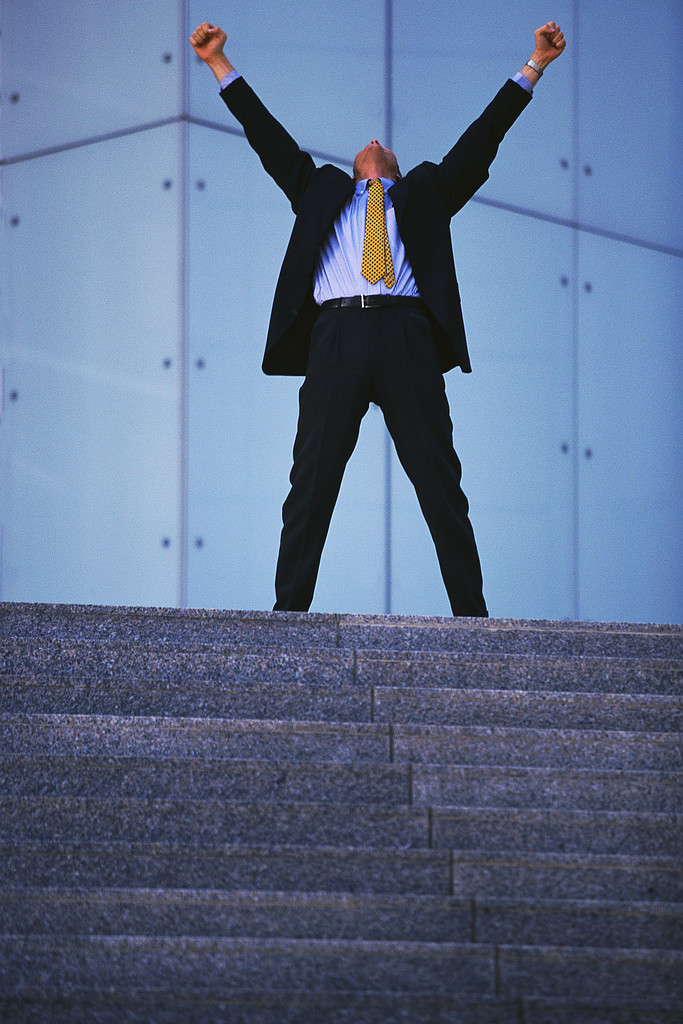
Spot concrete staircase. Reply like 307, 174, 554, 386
1, 602, 681, 1023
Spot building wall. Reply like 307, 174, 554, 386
1, 0, 681, 622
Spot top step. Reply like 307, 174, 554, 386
1, 604, 681, 660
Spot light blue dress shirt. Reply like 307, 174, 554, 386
313, 177, 420, 303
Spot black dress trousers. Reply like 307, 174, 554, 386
273, 304, 488, 617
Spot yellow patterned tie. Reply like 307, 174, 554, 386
361, 178, 395, 288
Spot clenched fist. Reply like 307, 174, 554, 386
533, 22, 566, 69
190, 22, 233, 81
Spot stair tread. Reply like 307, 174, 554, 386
4, 797, 680, 857
5, 711, 681, 738
4, 644, 682, 694
3, 603, 681, 662
4, 793, 679, 819
3, 638, 681, 670
3, 932, 682, 951
3, 884, 682, 909
3, 601, 680, 632
2, 887, 680, 949
4, 839, 680, 900
4, 753, 680, 811
3, 678, 681, 731
1, 934, 681, 1006
0, 992, 681, 1024
3, 713, 679, 773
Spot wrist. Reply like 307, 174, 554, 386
530, 49, 552, 72
206, 54, 234, 81
519, 61, 540, 86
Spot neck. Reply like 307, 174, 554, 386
355, 170, 396, 184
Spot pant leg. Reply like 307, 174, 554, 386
373, 307, 488, 617
274, 308, 372, 611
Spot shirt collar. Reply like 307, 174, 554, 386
354, 176, 395, 198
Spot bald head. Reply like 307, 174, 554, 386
352, 139, 401, 182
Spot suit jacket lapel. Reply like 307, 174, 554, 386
329, 171, 356, 217
387, 178, 408, 226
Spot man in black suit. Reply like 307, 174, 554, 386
191, 19, 566, 616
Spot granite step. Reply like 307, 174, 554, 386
3, 842, 679, 902
473, 896, 683, 950
2, 714, 679, 770
3, 796, 679, 857
356, 650, 683, 696
0, 993, 530, 1024
2, 602, 681, 658
3, 641, 682, 694
430, 804, 682, 857
1, 992, 680, 1024
0, 676, 373, 723
1, 888, 680, 950
0, 796, 431, 849
339, 615, 683, 659
0, 841, 452, 895
3, 677, 680, 732
4, 754, 680, 813
449, 849, 683, 902
0, 605, 340, 650
374, 686, 682, 732
0, 714, 391, 763
1, 755, 412, 806
0, 642, 352, 685
412, 763, 683, 813
392, 721, 680, 770
1, 935, 681, 1004
522, 997, 681, 1024
4, 645, 682, 694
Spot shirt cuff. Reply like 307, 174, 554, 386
513, 70, 533, 94
219, 70, 241, 91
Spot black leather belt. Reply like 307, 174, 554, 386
319, 295, 426, 310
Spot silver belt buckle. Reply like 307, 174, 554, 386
360, 294, 369, 309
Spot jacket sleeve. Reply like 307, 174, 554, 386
220, 76, 317, 214
434, 79, 532, 217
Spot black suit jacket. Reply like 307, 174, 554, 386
221, 76, 531, 376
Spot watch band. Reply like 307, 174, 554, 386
526, 59, 543, 76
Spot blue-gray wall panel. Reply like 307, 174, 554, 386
577, 0, 683, 251
577, 235, 683, 623
1, 126, 183, 604
1, 0, 182, 159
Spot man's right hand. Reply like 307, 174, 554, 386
190, 22, 234, 81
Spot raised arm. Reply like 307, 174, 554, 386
190, 21, 317, 211
434, 21, 567, 216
